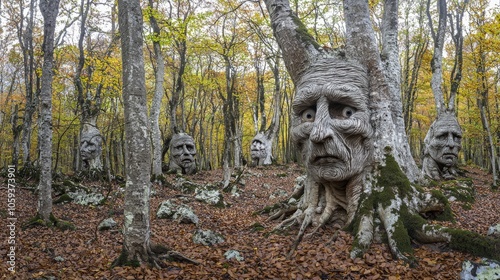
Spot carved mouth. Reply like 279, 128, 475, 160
442, 153, 457, 158
311, 155, 341, 164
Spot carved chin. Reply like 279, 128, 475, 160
307, 161, 351, 182
439, 154, 457, 166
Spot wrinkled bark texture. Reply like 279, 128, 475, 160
80, 118, 103, 170
422, 111, 462, 180
250, 133, 271, 166
38, 0, 60, 221
168, 133, 197, 175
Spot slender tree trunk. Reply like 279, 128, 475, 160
19, 0, 38, 169
115, 0, 161, 267
10, 105, 22, 169
147, 0, 165, 178
426, 0, 447, 115
479, 106, 497, 187
38, 0, 60, 221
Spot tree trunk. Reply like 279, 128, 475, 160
38, 0, 60, 222
380, 0, 421, 182
115, 0, 156, 266
147, 0, 165, 179
19, 0, 38, 169
115, 0, 196, 267
10, 104, 22, 169
479, 106, 497, 187
426, 0, 447, 115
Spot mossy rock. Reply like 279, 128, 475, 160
440, 179, 475, 204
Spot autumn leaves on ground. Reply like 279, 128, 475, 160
1, 164, 498, 279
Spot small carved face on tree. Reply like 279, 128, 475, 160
80, 125, 102, 169
423, 112, 462, 179
169, 133, 197, 174
291, 59, 373, 183
250, 133, 268, 165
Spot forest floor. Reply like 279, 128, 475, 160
0, 163, 498, 280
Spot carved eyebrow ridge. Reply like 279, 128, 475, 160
293, 84, 367, 112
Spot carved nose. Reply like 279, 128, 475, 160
446, 134, 455, 147
310, 98, 334, 143
310, 117, 334, 143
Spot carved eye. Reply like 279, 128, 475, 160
302, 109, 316, 122
342, 106, 355, 118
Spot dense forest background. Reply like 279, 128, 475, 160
0, 0, 498, 177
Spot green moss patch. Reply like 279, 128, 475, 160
23, 213, 75, 230
445, 228, 500, 261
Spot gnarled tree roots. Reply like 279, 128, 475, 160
262, 155, 500, 263
112, 243, 199, 269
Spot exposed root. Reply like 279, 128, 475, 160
274, 209, 302, 230
288, 205, 316, 257
112, 243, 199, 269
266, 204, 298, 221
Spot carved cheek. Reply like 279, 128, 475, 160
292, 122, 313, 143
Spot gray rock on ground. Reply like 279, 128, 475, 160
192, 229, 224, 246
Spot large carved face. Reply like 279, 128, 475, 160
292, 59, 373, 183
250, 134, 267, 161
170, 133, 197, 170
80, 126, 102, 166
425, 112, 462, 168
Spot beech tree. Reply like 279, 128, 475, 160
114, 0, 157, 265
146, 0, 165, 179
37, 0, 60, 222
263, 0, 499, 263
18, 0, 39, 172
114, 0, 195, 267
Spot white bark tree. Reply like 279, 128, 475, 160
147, 0, 165, 179
37, 0, 60, 222
115, 0, 156, 266
114, 0, 196, 267
263, 0, 499, 264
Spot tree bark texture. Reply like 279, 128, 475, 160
117, 0, 154, 265
38, 0, 60, 221
344, 0, 420, 182
426, 0, 447, 115
147, 0, 165, 178
19, 0, 38, 168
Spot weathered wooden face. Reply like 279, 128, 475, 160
426, 113, 462, 168
250, 135, 267, 161
80, 126, 102, 167
170, 133, 196, 169
292, 60, 373, 183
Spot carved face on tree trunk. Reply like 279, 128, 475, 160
80, 125, 102, 169
169, 133, 197, 174
292, 59, 373, 184
423, 112, 462, 179
250, 133, 268, 165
